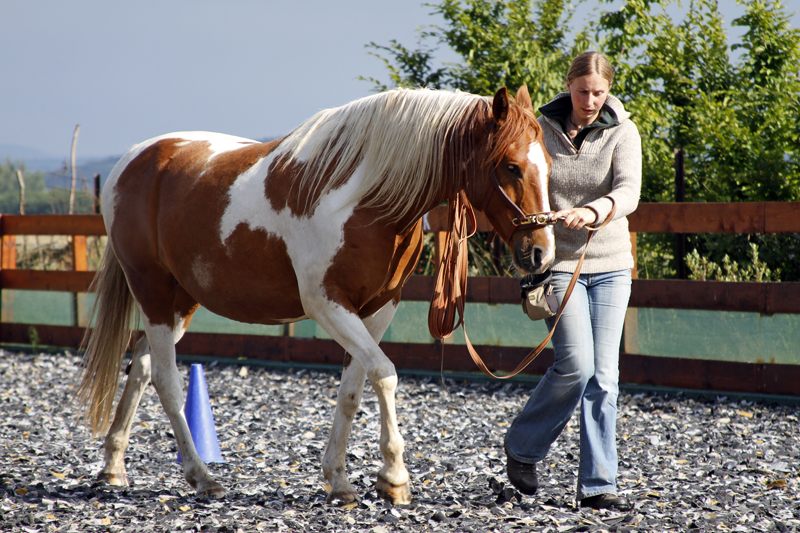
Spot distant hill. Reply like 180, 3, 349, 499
1, 143, 120, 182
74, 157, 120, 188
1, 143, 68, 173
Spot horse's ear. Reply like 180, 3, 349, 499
492, 87, 509, 125
515, 85, 533, 113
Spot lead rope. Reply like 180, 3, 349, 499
428, 197, 616, 380
428, 191, 475, 394
428, 190, 476, 341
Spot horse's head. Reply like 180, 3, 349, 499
473, 86, 555, 275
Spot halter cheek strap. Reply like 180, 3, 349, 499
480, 168, 559, 242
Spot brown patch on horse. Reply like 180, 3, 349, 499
197, 222, 305, 323
157, 150, 304, 324
316, 210, 423, 319
357, 219, 424, 318
265, 148, 359, 220
110, 137, 285, 326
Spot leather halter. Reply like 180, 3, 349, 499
480, 167, 558, 242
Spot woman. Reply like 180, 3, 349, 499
504, 51, 641, 511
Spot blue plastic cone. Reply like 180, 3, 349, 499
177, 364, 224, 463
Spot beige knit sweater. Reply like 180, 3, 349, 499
538, 92, 642, 274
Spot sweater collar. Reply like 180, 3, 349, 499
539, 92, 629, 133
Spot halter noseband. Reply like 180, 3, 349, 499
480, 167, 558, 242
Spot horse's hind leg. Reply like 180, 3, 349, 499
323, 355, 367, 503
96, 334, 152, 486
322, 301, 401, 504
138, 298, 224, 497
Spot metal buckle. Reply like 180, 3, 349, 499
512, 212, 556, 227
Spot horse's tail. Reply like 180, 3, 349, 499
75, 242, 136, 436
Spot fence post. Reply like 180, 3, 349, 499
1, 236, 15, 270
93, 174, 101, 214
71, 235, 89, 328
69, 124, 81, 215
16, 170, 26, 215
623, 231, 639, 354
0, 215, 16, 324
674, 148, 687, 279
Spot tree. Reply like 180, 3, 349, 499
595, 0, 800, 279
364, 0, 590, 107
596, 0, 800, 203
366, 0, 800, 280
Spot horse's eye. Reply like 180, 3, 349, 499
507, 164, 522, 177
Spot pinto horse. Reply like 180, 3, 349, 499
76, 85, 554, 504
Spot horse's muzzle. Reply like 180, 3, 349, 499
514, 234, 555, 275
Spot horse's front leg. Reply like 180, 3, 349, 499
323, 302, 399, 503
371, 368, 410, 504
313, 301, 410, 505
96, 335, 151, 486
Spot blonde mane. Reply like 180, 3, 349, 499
275, 88, 490, 222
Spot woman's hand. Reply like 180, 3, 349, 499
554, 207, 598, 230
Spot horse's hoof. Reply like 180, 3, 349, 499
96, 472, 129, 487
325, 481, 358, 505
198, 482, 226, 499
376, 474, 411, 505
326, 489, 358, 505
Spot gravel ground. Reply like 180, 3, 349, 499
1, 349, 798, 532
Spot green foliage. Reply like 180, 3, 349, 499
363, 0, 589, 108
0, 160, 53, 214
595, 0, 800, 280
27, 326, 40, 348
468, 233, 511, 276
366, 0, 800, 280
686, 242, 781, 282
597, 0, 800, 204
636, 233, 675, 279
0, 160, 98, 214
688, 232, 800, 281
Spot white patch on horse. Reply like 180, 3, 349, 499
191, 259, 213, 291
527, 141, 556, 265
363, 300, 399, 342
173, 313, 189, 341
527, 141, 550, 212
218, 152, 280, 241
138, 316, 185, 407
219, 158, 365, 301
169, 132, 257, 159
103, 132, 257, 232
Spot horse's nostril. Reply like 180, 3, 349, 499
533, 247, 543, 267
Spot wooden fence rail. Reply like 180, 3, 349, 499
1, 202, 799, 396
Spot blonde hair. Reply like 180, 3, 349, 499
566, 51, 614, 86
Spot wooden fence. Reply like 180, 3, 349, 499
1, 202, 799, 396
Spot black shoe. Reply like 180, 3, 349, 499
580, 493, 632, 512
505, 455, 538, 495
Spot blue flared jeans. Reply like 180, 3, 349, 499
505, 269, 631, 499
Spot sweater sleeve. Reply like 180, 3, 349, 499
584, 120, 642, 221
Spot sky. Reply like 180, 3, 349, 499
2, 0, 799, 161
